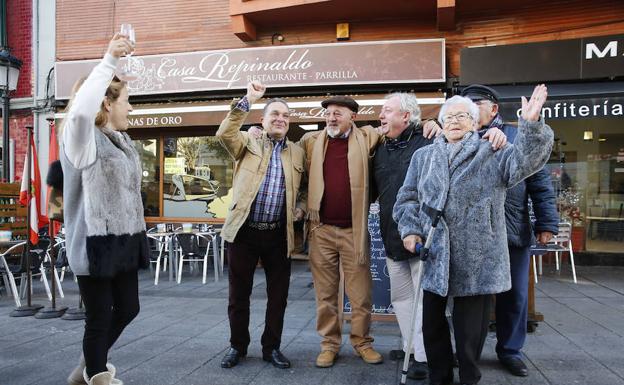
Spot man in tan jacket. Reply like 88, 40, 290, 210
216, 81, 306, 370
299, 96, 384, 368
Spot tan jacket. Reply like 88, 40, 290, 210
299, 124, 381, 264
216, 104, 306, 256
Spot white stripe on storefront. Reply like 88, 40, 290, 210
54, 98, 446, 119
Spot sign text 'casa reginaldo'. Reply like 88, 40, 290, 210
55, 39, 445, 99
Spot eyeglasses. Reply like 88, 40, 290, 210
442, 112, 472, 123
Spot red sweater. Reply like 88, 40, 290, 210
320, 138, 352, 227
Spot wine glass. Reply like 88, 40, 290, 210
118, 23, 138, 81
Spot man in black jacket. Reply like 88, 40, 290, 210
373, 93, 432, 379
461, 84, 559, 377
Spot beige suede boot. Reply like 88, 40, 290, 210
83, 369, 123, 385
67, 355, 117, 385
84, 371, 113, 385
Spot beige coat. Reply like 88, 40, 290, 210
299, 124, 381, 264
216, 105, 306, 257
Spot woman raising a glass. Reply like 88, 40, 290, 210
62, 32, 149, 385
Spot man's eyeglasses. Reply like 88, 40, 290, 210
442, 112, 472, 123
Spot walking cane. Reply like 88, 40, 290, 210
399, 207, 444, 385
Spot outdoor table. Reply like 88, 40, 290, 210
586, 216, 624, 240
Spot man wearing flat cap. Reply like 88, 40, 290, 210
461, 84, 559, 377
298, 95, 384, 368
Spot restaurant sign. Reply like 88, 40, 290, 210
498, 96, 624, 121
55, 39, 445, 99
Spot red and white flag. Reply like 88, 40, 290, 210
19, 135, 49, 244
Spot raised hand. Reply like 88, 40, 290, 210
246, 81, 266, 104
107, 33, 134, 59
521, 84, 548, 122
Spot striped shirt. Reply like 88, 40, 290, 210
249, 139, 287, 222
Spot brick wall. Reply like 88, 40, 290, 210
7, 0, 32, 98
2, 0, 32, 182
9, 112, 31, 181
0, 113, 30, 182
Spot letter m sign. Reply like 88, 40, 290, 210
585, 41, 618, 59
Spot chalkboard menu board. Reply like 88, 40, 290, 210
344, 203, 394, 315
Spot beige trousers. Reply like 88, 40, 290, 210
309, 224, 374, 352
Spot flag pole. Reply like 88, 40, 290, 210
10, 124, 43, 316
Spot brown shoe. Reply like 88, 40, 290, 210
355, 346, 383, 364
316, 350, 338, 368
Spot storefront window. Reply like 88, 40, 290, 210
163, 136, 233, 219
547, 116, 624, 253
133, 138, 160, 217
125, 93, 442, 223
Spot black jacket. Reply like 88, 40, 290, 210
481, 122, 559, 247
372, 123, 432, 261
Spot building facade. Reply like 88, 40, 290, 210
53, 0, 624, 261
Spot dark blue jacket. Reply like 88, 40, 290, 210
481, 122, 559, 247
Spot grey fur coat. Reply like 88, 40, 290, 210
392, 118, 553, 297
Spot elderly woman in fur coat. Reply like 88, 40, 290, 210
392, 85, 553, 385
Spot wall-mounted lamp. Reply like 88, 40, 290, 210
337, 23, 350, 40
271, 33, 284, 45
583, 131, 593, 141
0, 48, 22, 181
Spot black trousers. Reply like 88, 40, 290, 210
77, 270, 140, 378
227, 224, 291, 355
423, 290, 491, 385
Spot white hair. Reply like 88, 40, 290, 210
438, 95, 480, 126
385, 92, 421, 125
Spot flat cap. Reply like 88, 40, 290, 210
321, 96, 359, 113
461, 84, 500, 104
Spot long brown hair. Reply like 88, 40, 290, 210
59, 75, 127, 135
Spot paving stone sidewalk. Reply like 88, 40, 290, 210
1, 262, 623, 385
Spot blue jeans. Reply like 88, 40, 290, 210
495, 245, 530, 359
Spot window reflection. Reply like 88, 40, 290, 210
163, 136, 233, 219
